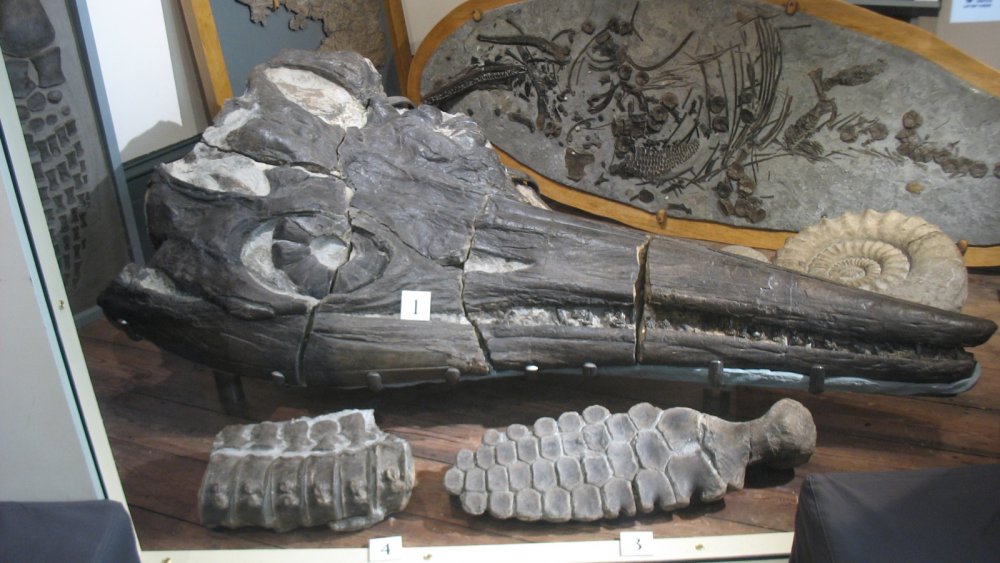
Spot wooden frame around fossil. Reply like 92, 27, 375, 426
180, 0, 413, 119
407, 0, 1000, 267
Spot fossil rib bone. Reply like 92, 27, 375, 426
444, 399, 815, 522
98, 50, 996, 396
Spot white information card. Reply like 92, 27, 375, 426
951, 0, 1000, 23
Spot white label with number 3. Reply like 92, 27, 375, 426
368, 535, 403, 562
619, 531, 655, 557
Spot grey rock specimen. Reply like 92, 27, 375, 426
444, 399, 815, 522
418, 0, 1000, 245
198, 410, 415, 532
98, 49, 997, 396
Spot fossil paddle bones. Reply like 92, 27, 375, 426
98, 50, 997, 397
199, 410, 415, 532
444, 399, 815, 522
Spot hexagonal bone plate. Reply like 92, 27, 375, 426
199, 410, 415, 532
444, 400, 815, 522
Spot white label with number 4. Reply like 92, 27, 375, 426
368, 535, 403, 561
619, 531, 655, 557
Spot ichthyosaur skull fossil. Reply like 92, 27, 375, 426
444, 399, 815, 522
97, 50, 997, 396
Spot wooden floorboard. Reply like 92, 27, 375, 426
80, 271, 1000, 552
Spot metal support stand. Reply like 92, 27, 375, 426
214, 371, 246, 410
702, 360, 731, 417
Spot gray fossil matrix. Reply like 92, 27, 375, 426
98, 49, 996, 394
445, 399, 815, 522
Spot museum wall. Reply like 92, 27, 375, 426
87, 0, 208, 161
915, 0, 1000, 71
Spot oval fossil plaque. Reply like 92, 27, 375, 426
416, 0, 1000, 247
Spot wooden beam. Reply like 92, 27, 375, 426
385, 0, 413, 93
179, 0, 234, 120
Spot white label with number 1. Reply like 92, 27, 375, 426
400, 290, 432, 321
368, 536, 403, 562
619, 531, 655, 557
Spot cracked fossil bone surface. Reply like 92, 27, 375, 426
98, 50, 997, 396
444, 399, 815, 522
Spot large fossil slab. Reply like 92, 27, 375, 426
199, 410, 414, 532
444, 399, 815, 522
98, 49, 997, 396
418, 0, 1000, 245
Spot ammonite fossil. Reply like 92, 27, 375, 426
198, 410, 415, 532
775, 209, 967, 311
444, 399, 815, 522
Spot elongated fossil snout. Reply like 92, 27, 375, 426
98, 50, 996, 396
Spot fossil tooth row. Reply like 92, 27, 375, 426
198, 410, 415, 532
444, 399, 815, 522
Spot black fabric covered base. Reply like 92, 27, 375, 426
0, 500, 139, 563
791, 464, 1000, 562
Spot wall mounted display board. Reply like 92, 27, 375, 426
0, 0, 140, 314
180, 0, 412, 118
409, 0, 1000, 266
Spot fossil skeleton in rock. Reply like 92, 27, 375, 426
444, 399, 815, 522
198, 410, 414, 532
98, 50, 996, 397
416, 0, 1000, 244
776, 210, 968, 311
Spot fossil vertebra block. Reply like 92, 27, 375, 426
198, 410, 415, 532
97, 49, 997, 396
444, 399, 815, 522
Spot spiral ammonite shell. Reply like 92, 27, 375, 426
775, 210, 967, 311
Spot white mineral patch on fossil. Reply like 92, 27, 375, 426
720, 245, 771, 263
263, 67, 367, 130
465, 253, 532, 274
201, 102, 258, 149
164, 143, 273, 197
471, 307, 632, 329
131, 267, 198, 300
309, 237, 350, 271
241, 220, 318, 303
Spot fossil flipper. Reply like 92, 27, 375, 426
443, 399, 815, 522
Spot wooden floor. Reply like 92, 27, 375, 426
80, 271, 1000, 553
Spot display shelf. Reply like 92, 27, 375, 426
79, 269, 1000, 559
